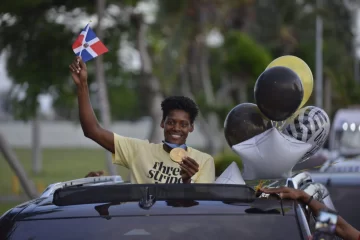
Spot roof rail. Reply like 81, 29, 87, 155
40, 175, 124, 198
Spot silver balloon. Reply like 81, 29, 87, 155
283, 106, 330, 163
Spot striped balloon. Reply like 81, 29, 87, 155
283, 106, 330, 162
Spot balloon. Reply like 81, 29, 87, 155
266, 55, 313, 109
283, 106, 330, 163
254, 66, 304, 121
300, 182, 336, 211
215, 162, 245, 185
224, 103, 272, 147
232, 128, 312, 180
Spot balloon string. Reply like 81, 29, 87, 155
278, 121, 286, 131
294, 157, 347, 174
271, 120, 286, 131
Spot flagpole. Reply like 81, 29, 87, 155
79, 20, 92, 58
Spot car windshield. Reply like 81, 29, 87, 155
341, 135, 360, 149
8, 214, 303, 240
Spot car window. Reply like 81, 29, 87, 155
8, 215, 303, 240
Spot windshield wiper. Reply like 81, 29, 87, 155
52, 183, 256, 206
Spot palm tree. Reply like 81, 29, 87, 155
95, 0, 117, 175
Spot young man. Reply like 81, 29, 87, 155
69, 56, 215, 184
261, 186, 360, 240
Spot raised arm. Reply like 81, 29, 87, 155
69, 56, 115, 153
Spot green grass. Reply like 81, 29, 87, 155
0, 148, 129, 215
0, 202, 22, 216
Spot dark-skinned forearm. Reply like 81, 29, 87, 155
299, 192, 325, 217
77, 84, 100, 138
300, 192, 360, 240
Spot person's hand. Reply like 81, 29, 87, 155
69, 56, 88, 86
85, 170, 104, 178
260, 186, 306, 201
180, 156, 199, 183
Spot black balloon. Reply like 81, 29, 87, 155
224, 103, 272, 147
254, 66, 304, 121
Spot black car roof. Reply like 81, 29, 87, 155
10, 197, 297, 221
1, 183, 306, 240
2, 199, 304, 240
6, 182, 298, 221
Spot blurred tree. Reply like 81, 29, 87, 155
252, 0, 358, 117
150, 0, 272, 154
222, 31, 272, 103
129, 11, 164, 143
0, 132, 38, 199
0, 9, 77, 174
0, 0, 358, 161
0, 0, 141, 176
95, 0, 117, 175
0, 0, 142, 120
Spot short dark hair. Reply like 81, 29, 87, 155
161, 96, 199, 123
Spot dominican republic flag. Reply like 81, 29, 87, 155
72, 24, 108, 62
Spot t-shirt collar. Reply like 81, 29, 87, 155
162, 140, 187, 150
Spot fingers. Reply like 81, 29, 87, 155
260, 186, 289, 194
180, 170, 191, 184
179, 157, 199, 181
69, 56, 83, 74
258, 186, 300, 201
180, 162, 197, 176
85, 170, 105, 178
187, 156, 199, 167
182, 157, 199, 171
69, 62, 81, 74
69, 60, 77, 72
85, 171, 96, 177
259, 187, 297, 200
76, 56, 86, 68
180, 169, 187, 179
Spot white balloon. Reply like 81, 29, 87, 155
232, 128, 312, 180
283, 106, 330, 162
215, 162, 246, 185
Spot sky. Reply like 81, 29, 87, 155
0, 5, 359, 115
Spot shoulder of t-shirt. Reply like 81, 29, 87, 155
113, 133, 150, 145
113, 133, 166, 150
188, 147, 213, 161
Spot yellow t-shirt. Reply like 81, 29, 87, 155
112, 133, 215, 184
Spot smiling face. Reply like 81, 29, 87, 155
160, 109, 194, 145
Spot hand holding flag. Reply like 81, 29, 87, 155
72, 23, 108, 62
69, 56, 87, 86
